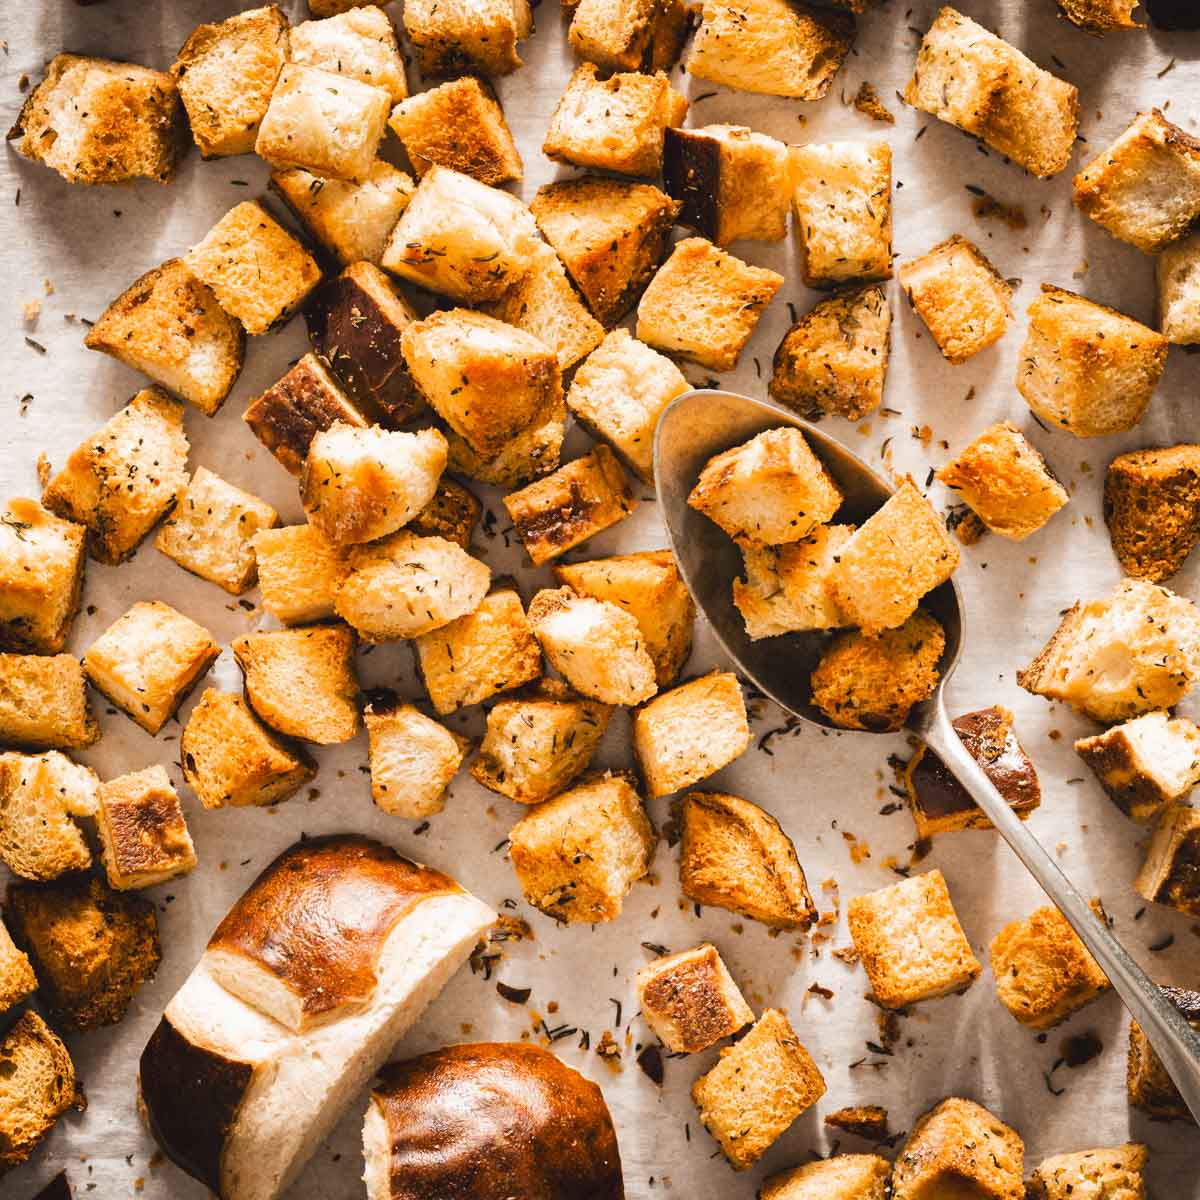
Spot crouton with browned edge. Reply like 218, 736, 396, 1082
1128, 986, 1200, 1121
403, 0, 533, 77
1028, 1144, 1148, 1200
0, 655, 98, 751
636, 942, 753, 1053
1135, 803, 1200, 916
1104, 444, 1200, 582
1057, 0, 1142, 32
96, 765, 198, 890
0, 751, 97, 880
253, 524, 349, 626
762, 1156, 891, 1200
0, 917, 35, 1014
567, 0, 689, 71
0, 499, 85, 654
1158, 232, 1200, 344
0, 1012, 77, 1170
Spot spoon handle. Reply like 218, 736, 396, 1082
920, 700, 1200, 1123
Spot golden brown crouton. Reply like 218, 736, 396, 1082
635, 942, 753, 1053
1057, 0, 1142, 31
568, 0, 690, 71
0, 1011, 77, 1171
253, 524, 350, 625
1127, 986, 1200, 1121
0, 498, 85, 654
1157, 231, 1200, 344
762, 1156, 891, 1200
290, 6, 407, 101
0, 917, 35, 1014
403, 0, 533, 77
445, 398, 567, 490
0, 751, 97, 881
1028, 1144, 1147, 1200
0, 655, 98, 751
96, 765, 197, 891
1135, 802, 1200, 916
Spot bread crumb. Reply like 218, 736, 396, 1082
23, 298, 41, 323
852, 82, 894, 124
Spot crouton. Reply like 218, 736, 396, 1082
687, 0, 854, 99
0, 751, 97, 881
84, 258, 244, 415
471, 679, 612, 804
904, 7, 1079, 179
664, 124, 791, 245
568, 0, 690, 71
679, 790, 817, 928
899, 235, 1012, 362
1074, 110, 1200, 253
543, 63, 687, 177
1157, 232, 1200, 344
0, 1012, 77, 1171
42, 388, 189, 566
309, 0, 392, 14
633, 671, 749, 798
301, 423, 448, 545
847, 869, 981, 1008
531, 176, 679, 326
335, 530, 491, 640
1104, 444, 1200, 582
9, 53, 186, 184
937, 422, 1067, 541
409, 479, 481, 550
414, 584, 542, 714
181, 688, 316, 809
363, 692, 468, 818
253, 524, 350, 626
445, 399, 566, 489
636, 942, 752, 1053
1135, 803, 1200, 916
403, 0, 533, 77
290, 6, 407, 101
1018, 578, 1200, 723
381, 165, 539, 302
762, 1156, 891, 1200
1127, 986, 1200, 1121
636, 237, 783, 370
0, 655, 98, 751
233, 625, 360, 744
826, 480, 959, 634
6, 874, 160, 1031
770, 286, 891, 421
1029, 1144, 1148, 1200
96, 765, 197, 891
527, 587, 658, 705
1057, 0, 1142, 31
172, 5, 290, 158
1017, 285, 1168, 438
388, 77, 522, 185
255, 63, 391, 181
184, 200, 323, 335
0, 918, 35, 1014
508, 771, 654, 923
892, 1098, 1023, 1200
691, 1008, 826, 1170
0, 498, 85, 654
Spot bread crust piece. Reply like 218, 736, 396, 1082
1135, 802, 1200, 916
1127, 985, 1200, 1121
0, 1011, 78, 1173
1028, 1144, 1147, 1200
0, 653, 99, 751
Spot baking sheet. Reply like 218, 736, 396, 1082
1, 1, 1199, 1196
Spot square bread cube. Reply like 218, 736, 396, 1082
691, 1008, 826, 1170
172, 5, 290, 158
10, 53, 186, 184
937, 421, 1067, 540
637, 237, 783, 371
233, 625, 360, 744
1135, 803, 1200, 916
1157, 231, 1200, 344
543, 64, 687, 178
633, 671, 749, 798
42, 387, 189, 566
0, 751, 98, 880
1017, 284, 1168, 437
1127, 986, 1200, 1121
446, 398, 566, 489
636, 942, 753, 1053
0, 654, 98, 751
363, 692, 467, 819
899, 235, 1012, 363
508, 771, 654, 923
409, 479, 481, 550
1028, 1144, 1147, 1200
185, 200, 323, 335
762, 1155, 891, 1200
415, 584, 542, 714
568, 0, 690, 72
0, 917, 36, 1014
847, 869, 981, 1008
254, 524, 350, 625
155, 467, 278, 594
0, 498, 85, 654
85, 258, 245, 415
96, 764, 197, 890
83, 600, 219, 734
181, 688, 316, 809
1104, 444, 1200, 582
403, 0, 533, 77
790, 140, 891, 289
0, 1010, 76, 1168
290, 6, 407, 102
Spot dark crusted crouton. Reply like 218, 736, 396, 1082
0, 751, 97, 881
409, 479, 481, 550
0, 1012, 78, 1171
403, 0, 533, 77
1127, 986, 1200, 1121
1135, 802, 1200, 916
95, 765, 197, 891
0, 655, 98, 751
446, 398, 566, 490
0, 499, 85, 654
635, 942, 752, 1053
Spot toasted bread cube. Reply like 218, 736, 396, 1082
1019, 578, 1200, 723
0, 655, 98, 751
409, 479, 481, 550
505, 446, 637, 566
904, 7, 1078, 179
9, 53, 186, 184
388, 77, 521, 185
185, 200, 322, 335
543, 63, 687, 178
403, 0, 533, 77
770, 285, 890, 421
1127, 986, 1200, 1121
1057, 0, 1142, 31
1029, 1145, 1147, 1200
508, 771, 654, 923
155, 467, 278, 594
633, 671, 749, 798
679, 790, 816, 928
290, 6, 406, 101
689, 427, 842, 545
0, 499, 85, 654
96, 765, 197, 891
531, 176, 679, 326
172, 5, 290, 158
254, 525, 349, 626
43, 389, 189, 566
637, 237, 783, 371
446, 399, 566, 489
0, 918, 35, 1014
1157, 232, 1200, 344
636, 942, 752, 1053
692, 1008, 826, 1170
762, 1156, 891, 1200
471, 679, 612, 804
687, 0, 853, 100
568, 0, 690, 71
892, 1098, 1023, 1200
363, 692, 467, 818
0, 751, 98, 880
85, 258, 245, 415
181, 688, 316, 809
847, 869, 981, 1008
1104, 444, 1200, 581
1135, 803, 1200, 916
0, 1011, 76, 1169
83, 601, 219, 735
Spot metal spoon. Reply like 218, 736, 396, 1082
655, 387, 1200, 1122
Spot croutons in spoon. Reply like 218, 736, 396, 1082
655, 387, 1200, 1122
